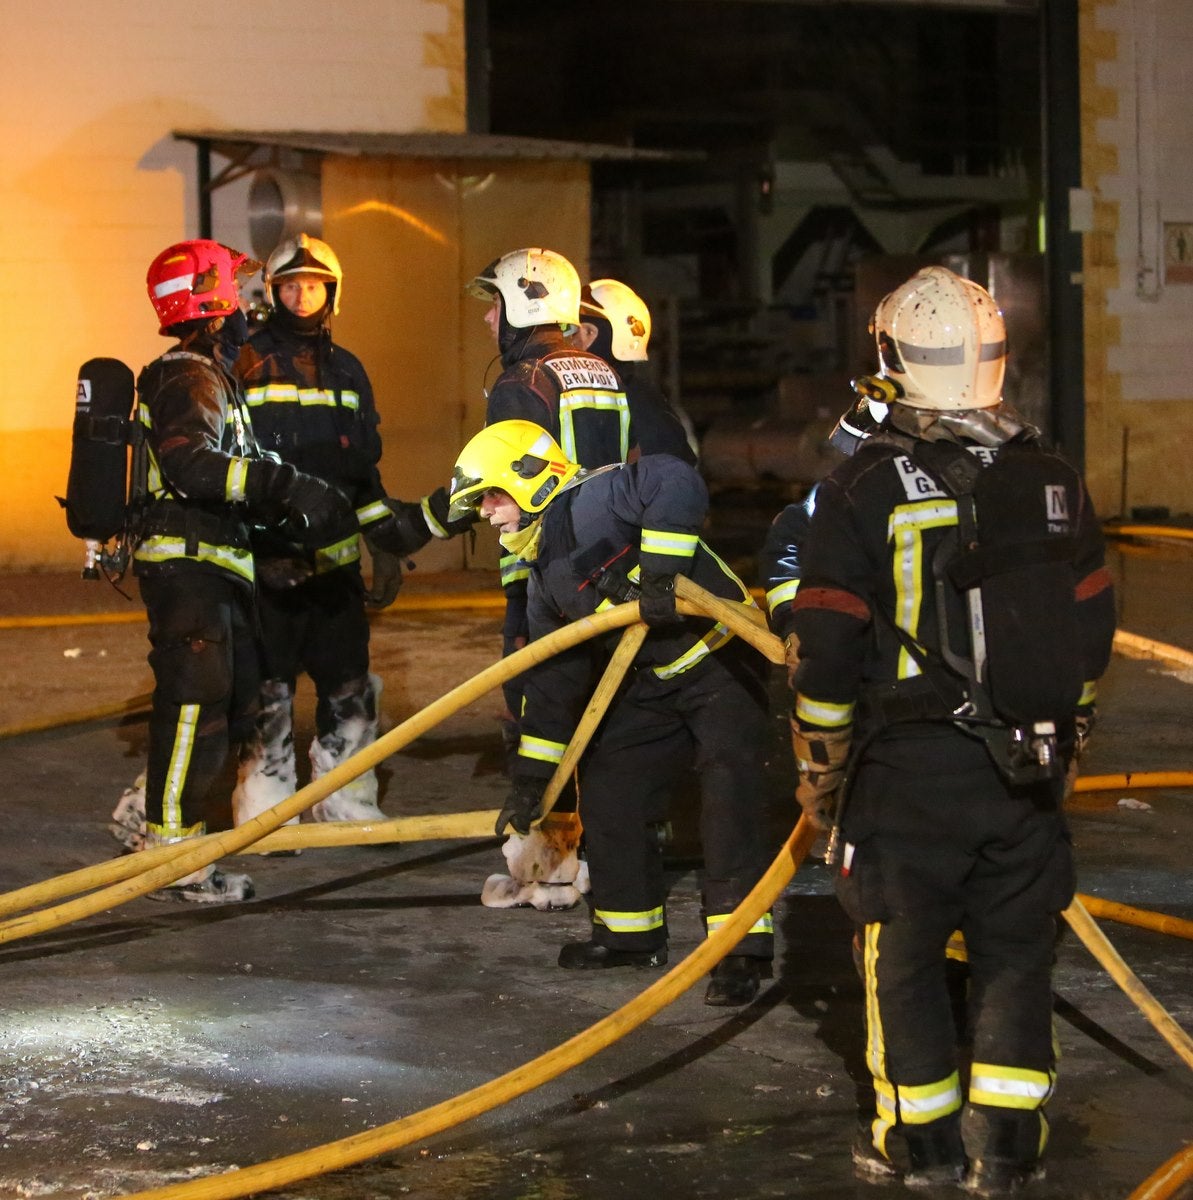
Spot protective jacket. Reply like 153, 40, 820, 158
790, 424, 1116, 1170
514, 455, 773, 960
758, 488, 816, 641
619, 364, 696, 465
236, 314, 385, 573
133, 335, 259, 586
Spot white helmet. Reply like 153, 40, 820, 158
467, 248, 580, 328
871, 266, 1006, 411
583, 278, 652, 361
265, 234, 343, 315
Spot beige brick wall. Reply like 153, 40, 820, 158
1082, 0, 1193, 518
0, 0, 463, 568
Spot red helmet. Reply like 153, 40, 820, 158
146, 240, 260, 335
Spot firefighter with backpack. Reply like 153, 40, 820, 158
788, 267, 1117, 1194
131, 239, 352, 903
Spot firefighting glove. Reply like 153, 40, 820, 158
783, 632, 801, 691
792, 721, 852, 832
423, 484, 481, 539
246, 460, 351, 543
363, 542, 404, 608
638, 571, 683, 628
495, 776, 548, 837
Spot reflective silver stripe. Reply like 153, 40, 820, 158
594, 906, 665, 934
969, 1063, 1053, 1111
225, 458, 250, 502
766, 578, 799, 611
243, 383, 360, 410
134, 536, 255, 583
794, 694, 854, 728
888, 499, 957, 680
895, 1073, 963, 1123
706, 912, 774, 937
313, 536, 362, 573
161, 703, 200, 829
518, 735, 566, 765
356, 500, 390, 527
652, 621, 734, 680
500, 555, 530, 586
153, 274, 194, 298
641, 529, 699, 558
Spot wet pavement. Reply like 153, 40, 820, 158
0, 541, 1190, 1200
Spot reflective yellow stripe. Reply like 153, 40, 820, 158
146, 819, 205, 842
225, 457, 250, 502
422, 494, 449, 538
134, 536, 254, 583
558, 392, 631, 462
896, 1072, 963, 1124
313, 535, 361, 573
863, 923, 890, 1094
244, 383, 360, 410
766, 578, 799, 611
593, 906, 665, 934
161, 703, 200, 831
652, 621, 734, 679
888, 499, 957, 679
356, 500, 390, 527
500, 555, 531, 586
707, 912, 773, 937
1079, 680, 1097, 706
641, 529, 699, 558
518, 735, 566, 765
946, 930, 968, 962
794, 694, 854, 728
969, 1063, 1054, 1111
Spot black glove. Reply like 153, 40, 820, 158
495, 776, 547, 837
424, 484, 481, 539
638, 571, 682, 628
246, 460, 351, 543
363, 542, 404, 608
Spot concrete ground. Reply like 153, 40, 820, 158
0, 539, 1190, 1200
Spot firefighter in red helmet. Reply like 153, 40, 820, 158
135, 239, 351, 902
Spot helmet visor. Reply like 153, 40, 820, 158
447, 466, 488, 523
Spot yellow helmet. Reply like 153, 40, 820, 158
584, 278, 651, 361
265, 234, 343, 314
871, 266, 1006, 411
447, 420, 580, 523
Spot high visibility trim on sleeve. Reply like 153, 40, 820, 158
766, 579, 800, 612
422, 494, 449, 538
225, 458, 250, 502
313, 535, 362, 573
517, 735, 566, 766
794, 694, 855, 728
640, 529, 699, 558
356, 499, 390, 527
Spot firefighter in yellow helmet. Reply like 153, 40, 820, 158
448, 420, 775, 1007
789, 267, 1116, 1192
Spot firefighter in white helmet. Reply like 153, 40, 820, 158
575, 278, 697, 464
788, 267, 1116, 1192
231, 234, 461, 824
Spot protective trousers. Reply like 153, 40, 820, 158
578, 644, 774, 958
837, 730, 1073, 1168
141, 571, 259, 837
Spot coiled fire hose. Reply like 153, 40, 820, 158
2, 579, 1190, 1197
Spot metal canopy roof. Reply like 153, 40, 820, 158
174, 129, 699, 164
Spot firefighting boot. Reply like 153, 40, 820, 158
310, 674, 385, 822
963, 1105, 1045, 1195
143, 828, 255, 905
904, 1114, 968, 1188
703, 955, 771, 1007
558, 940, 668, 969
232, 680, 299, 828
851, 1125, 903, 1185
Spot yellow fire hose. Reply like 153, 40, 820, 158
0, 691, 153, 740
1074, 771, 1193, 793
1129, 1142, 1193, 1200
115, 819, 819, 1200
1075, 894, 1193, 942
1105, 524, 1193, 544
0, 583, 774, 938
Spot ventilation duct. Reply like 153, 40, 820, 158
248, 169, 323, 260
